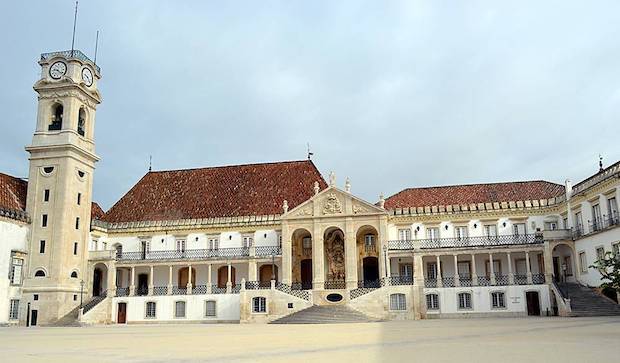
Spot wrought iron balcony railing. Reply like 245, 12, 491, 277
388, 233, 543, 251
532, 274, 546, 284
324, 280, 346, 289
255, 246, 282, 257
387, 275, 413, 286
514, 274, 528, 285
41, 50, 101, 73
574, 214, 619, 240
116, 287, 129, 297
153, 286, 168, 295
276, 282, 311, 300
245, 281, 271, 290
116, 247, 256, 261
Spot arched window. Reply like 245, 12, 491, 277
389, 293, 406, 311
49, 104, 63, 131
70, 271, 78, 278
77, 108, 86, 136
34, 269, 46, 277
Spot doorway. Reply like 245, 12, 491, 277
137, 274, 148, 296
117, 302, 127, 324
30, 310, 38, 326
300, 259, 312, 290
259, 264, 278, 286
553, 257, 560, 282
362, 257, 379, 283
526, 291, 541, 316
93, 268, 103, 297
217, 266, 236, 288
178, 267, 196, 288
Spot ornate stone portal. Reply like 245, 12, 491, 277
325, 229, 345, 281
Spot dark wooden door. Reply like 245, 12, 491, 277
117, 303, 127, 324
553, 257, 560, 282
526, 291, 540, 316
178, 268, 196, 288
137, 274, 148, 295
301, 259, 312, 290
363, 257, 379, 283
31, 310, 38, 326
217, 266, 235, 288
93, 268, 102, 297
259, 265, 278, 284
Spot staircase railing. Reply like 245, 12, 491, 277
82, 290, 108, 314
550, 281, 572, 316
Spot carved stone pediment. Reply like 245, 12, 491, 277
322, 192, 342, 215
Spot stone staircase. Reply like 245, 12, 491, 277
48, 306, 81, 327
559, 283, 620, 317
270, 305, 377, 324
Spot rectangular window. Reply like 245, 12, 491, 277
592, 204, 602, 229
608, 197, 618, 220
174, 301, 186, 318
544, 222, 558, 231
253, 297, 266, 313
426, 294, 439, 310
454, 226, 468, 240
513, 223, 526, 235
515, 259, 527, 275
145, 302, 156, 318
484, 224, 497, 237
42, 214, 48, 227
596, 247, 605, 261
208, 238, 219, 250
398, 228, 412, 241
457, 261, 471, 277
575, 212, 583, 230
400, 264, 413, 277
9, 299, 19, 320
242, 236, 253, 248
205, 301, 216, 317
302, 237, 312, 249
426, 227, 439, 241
73, 242, 78, 255
491, 292, 505, 309
9, 256, 23, 285
44, 189, 50, 202
458, 293, 472, 309
39, 240, 46, 254
176, 239, 186, 253
77, 193, 81, 205
426, 262, 437, 279
485, 260, 502, 276
613, 243, 620, 258
390, 293, 406, 311
75, 217, 80, 230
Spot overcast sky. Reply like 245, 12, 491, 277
1, 1, 619, 210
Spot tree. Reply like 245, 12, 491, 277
590, 251, 620, 302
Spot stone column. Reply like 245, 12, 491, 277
436, 255, 443, 287
413, 254, 425, 320
345, 219, 357, 290
167, 265, 173, 295
226, 262, 232, 293
378, 215, 388, 278
206, 264, 212, 294
281, 221, 292, 284
526, 251, 533, 284
148, 265, 154, 295
248, 260, 257, 282
453, 254, 460, 287
471, 254, 478, 286
187, 264, 193, 294
489, 253, 496, 285
129, 266, 136, 296
312, 223, 325, 290
507, 252, 514, 285
106, 263, 116, 297
543, 242, 554, 283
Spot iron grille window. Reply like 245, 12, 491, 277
205, 301, 216, 317
458, 293, 472, 309
145, 302, 156, 318
9, 299, 19, 320
174, 301, 186, 318
253, 297, 266, 313
491, 292, 505, 309
9, 256, 23, 285
389, 293, 406, 311
426, 294, 439, 310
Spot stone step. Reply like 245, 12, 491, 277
558, 282, 620, 317
270, 305, 375, 324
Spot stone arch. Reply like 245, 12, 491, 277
291, 228, 312, 287
217, 266, 236, 288
49, 102, 63, 130
324, 227, 345, 287
356, 225, 380, 285
551, 242, 576, 283
92, 263, 108, 297
259, 264, 279, 285
77, 106, 87, 136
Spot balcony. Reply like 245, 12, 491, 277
424, 274, 545, 288
115, 246, 281, 262
388, 233, 543, 251
572, 214, 619, 240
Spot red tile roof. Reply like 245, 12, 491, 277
0, 172, 27, 214
91, 202, 105, 220
385, 181, 565, 210
102, 160, 327, 223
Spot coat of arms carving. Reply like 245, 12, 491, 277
322, 192, 342, 214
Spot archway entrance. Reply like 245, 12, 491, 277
92, 263, 108, 297
217, 266, 235, 288
552, 244, 575, 283
259, 264, 278, 286
324, 228, 345, 289
300, 259, 313, 290
363, 257, 379, 286
178, 267, 196, 288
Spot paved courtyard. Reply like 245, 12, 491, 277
0, 317, 619, 362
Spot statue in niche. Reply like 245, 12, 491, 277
325, 229, 345, 281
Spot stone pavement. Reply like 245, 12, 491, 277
0, 317, 618, 362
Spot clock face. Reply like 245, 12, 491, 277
81, 67, 94, 87
49, 61, 67, 79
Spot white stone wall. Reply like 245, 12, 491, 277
423, 285, 551, 317
0, 219, 29, 325
111, 294, 240, 323
574, 228, 620, 287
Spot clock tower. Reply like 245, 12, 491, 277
21, 50, 101, 325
